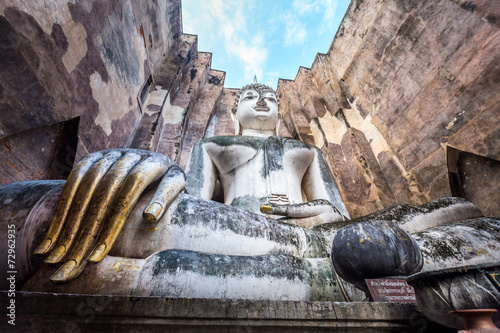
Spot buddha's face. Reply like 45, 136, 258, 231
236, 88, 279, 132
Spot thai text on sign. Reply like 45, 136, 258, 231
365, 279, 416, 303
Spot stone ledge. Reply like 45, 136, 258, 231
0, 291, 432, 332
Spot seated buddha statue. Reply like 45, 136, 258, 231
0, 81, 494, 302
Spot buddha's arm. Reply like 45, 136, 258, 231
184, 141, 217, 200
302, 148, 349, 219
261, 148, 348, 224
33, 149, 185, 283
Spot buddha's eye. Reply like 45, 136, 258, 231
265, 97, 276, 102
243, 95, 255, 100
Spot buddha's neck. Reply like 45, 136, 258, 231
241, 129, 274, 137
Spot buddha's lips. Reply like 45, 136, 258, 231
253, 106, 269, 112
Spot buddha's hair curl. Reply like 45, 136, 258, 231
231, 83, 280, 114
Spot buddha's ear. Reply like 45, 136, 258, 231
274, 116, 280, 135
231, 113, 240, 135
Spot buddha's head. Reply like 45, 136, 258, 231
231, 82, 280, 136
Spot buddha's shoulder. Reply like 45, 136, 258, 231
281, 137, 316, 150
196, 135, 318, 151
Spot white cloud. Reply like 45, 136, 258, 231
321, 0, 339, 31
292, 0, 320, 15
182, 10, 193, 33
281, 0, 339, 43
264, 71, 280, 87
282, 12, 307, 46
188, 0, 267, 84
281, 12, 307, 46
226, 35, 268, 82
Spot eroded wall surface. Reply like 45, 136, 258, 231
277, 0, 500, 217
0, 0, 182, 182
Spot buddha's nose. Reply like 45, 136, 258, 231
256, 96, 267, 106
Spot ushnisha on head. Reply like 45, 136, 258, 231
231, 81, 280, 137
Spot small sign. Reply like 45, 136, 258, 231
486, 272, 500, 291
365, 279, 417, 303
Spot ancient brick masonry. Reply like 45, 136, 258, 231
276, 0, 500, 217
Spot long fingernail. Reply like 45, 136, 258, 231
260, 205, 273, 213
44, 245, 66, 264
88, 243, 106, 263
33, 239, 52, 255
143, 202, 163, 222
50, 260, 76, 284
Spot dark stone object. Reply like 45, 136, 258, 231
407, 262, 500, 329
331, 220, 423, 290
447, 146, 500, 216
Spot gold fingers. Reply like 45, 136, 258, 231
143, 202, 163, 222
34, 148, 175, 283
33, 152, 104, 255
260, 204, 287, 215
44, 151, 123, 264
88, 155, 170, 263
50, 260, 86, 284
89, 243, 106, 261
35, 239, 52, 254
143, 165, 185, 223
260, 205, 273, 213
49, 153, 143, 282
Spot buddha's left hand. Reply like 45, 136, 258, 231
260, 199, 346, 224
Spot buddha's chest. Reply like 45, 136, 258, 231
205, 141, 315, 180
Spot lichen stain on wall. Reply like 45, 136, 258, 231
89, 68, 132, 137
163, 94, 186, 125
316, 111, 347, 146
61, 20, 88, 73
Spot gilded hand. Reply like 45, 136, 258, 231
33, 149, 185, 283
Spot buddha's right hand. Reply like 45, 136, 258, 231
33, 149, 185, 283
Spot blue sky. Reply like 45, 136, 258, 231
182, 0, 351, 89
